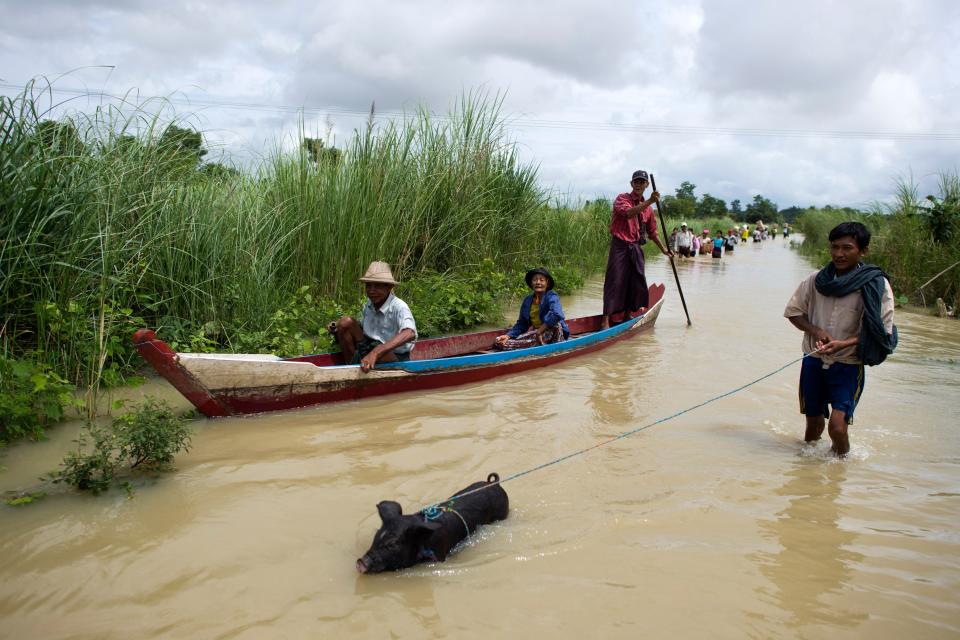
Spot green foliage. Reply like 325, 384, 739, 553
163, 259, 593, 355
779, 206, 806, 223
0, 355, 74, 444
2, 81, 617, 392
34, 120, 84, 155
302, 137, 341, 165
399, 259, 510, 336
744, 194, 779, 223
4, 491, 47, 507
542, 264, 585, 295
200, 162, 241, 179
33, 299, 146, 388
56, 424, 118, 493
675, 181, 697, 200
53, 398, 192, 495
922, 173, 960, 244
696, 193, 728, 219
793, 173, 960, 312
112, 398, 193, 470
257, 287, 347, 356
158, 124, 207, 165
662, 181, 697, 221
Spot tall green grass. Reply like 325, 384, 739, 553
793, 174, 960, 312
1, 82, 611, 396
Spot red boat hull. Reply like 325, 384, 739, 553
133, 284, 665, 417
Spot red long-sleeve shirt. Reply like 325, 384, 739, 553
610, 191, 659, 244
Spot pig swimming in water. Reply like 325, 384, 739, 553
357, 473, 509, 574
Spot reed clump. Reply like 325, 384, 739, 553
0, 81, 610, 406
793, 174, 960, 313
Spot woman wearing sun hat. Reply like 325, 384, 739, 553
494, 268, 570, 350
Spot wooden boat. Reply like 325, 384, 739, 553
133, 284, 665, 417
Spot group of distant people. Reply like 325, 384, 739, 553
325, 169, 896, 458
667, 220, 791, 260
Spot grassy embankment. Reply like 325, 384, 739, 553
1, 83, 612, 440
792, 174, 960, 313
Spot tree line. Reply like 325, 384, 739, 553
659, 181, 779, 224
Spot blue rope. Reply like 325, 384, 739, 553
421, 504, 470, 535
422, 505, 443, 520
421, 350, 820, 511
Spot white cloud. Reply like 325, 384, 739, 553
1, 0, 957, 208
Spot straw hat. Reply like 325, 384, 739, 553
359, 261, 398, 285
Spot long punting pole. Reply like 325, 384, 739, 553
650, 174, 692, 326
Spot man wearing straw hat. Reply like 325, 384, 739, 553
329, 261, 417, 373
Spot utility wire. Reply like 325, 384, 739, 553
3, 82, 959, 142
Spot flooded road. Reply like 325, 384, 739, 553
2, 238, 959, 639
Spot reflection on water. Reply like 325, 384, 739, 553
2, 239, 959, 638
352, 574, 441, 631
756, 462, 867, 631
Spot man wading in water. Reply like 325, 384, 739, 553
601, 169, 673, 329
783, 222, 897, 456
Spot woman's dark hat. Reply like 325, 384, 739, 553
525, 267, 555, 290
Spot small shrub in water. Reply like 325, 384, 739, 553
54, 397, 192, 494
113, 397, 192, 471
57, 424, 118, 494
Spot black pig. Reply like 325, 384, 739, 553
356, 472, 509, 574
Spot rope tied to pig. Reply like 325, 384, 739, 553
422, 504, 470, 536
421, 349, 824, 512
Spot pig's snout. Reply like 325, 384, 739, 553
356, 557, 369, 573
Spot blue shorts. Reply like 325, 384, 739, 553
798, 356, 865, 424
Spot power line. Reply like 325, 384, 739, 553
2, 81, 959, 142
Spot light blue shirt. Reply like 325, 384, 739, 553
361, 293, 417, 355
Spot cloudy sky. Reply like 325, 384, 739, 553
2, 0, 958, 209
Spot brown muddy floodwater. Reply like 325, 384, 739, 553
1, 238, 959, 639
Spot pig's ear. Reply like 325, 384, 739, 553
377, 501, 402, 522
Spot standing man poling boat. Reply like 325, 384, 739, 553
601, 170, 673, 329
329, 261, 418, 373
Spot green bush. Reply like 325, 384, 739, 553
147, 259, 594, 356
792, 175, 960, 312
3, 81, 620, 392
53, 397, 192, 494
399, 258, 510, 337
924, 173, 960, 244
0, 355, 74, 443
112, 398, 193, 470
56, 424, 118, 494
163, 287, 351, 358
